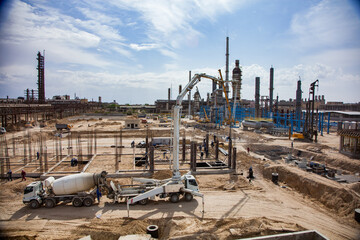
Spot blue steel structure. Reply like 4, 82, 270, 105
199, 105, 332, 134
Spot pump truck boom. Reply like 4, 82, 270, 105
125, 73, 225, 216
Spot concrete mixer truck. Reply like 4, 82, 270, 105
23, 171, 110, 209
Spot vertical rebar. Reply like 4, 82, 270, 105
55, 138, 59, 162
59, 136, 62, 158
39, 137, 43, 173
232, 147, 237, 170
44, 136, 48, 173
94, 131, 97, 154
28, 131, 32, 161
12, 133, 16, 157
115, 133, 119, 172
228, 138, 232, 169
0, 136, 4, 180
77, 136, 82, 172
149, 145, 154, 173
23, 133, 27, 165
215, 139, 219, 160
119, 129, 122, 163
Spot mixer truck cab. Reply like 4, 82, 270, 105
23, 181, 44, 208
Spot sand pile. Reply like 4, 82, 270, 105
0, 178, 36, 198
73, 216, 304, 240
263, 165, 360, 216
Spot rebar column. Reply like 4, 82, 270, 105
23, 135, 27, 165
119, 129, 122, 163
94, 131, 97, 154
192, 142, 197, 172
149, 145, 154, 173
39, 138, 43, 173
27, 132, 32, 160
205, 133, 209, 157
77, 136, 82, 172
215, 139, 219, 160
232, 147, 237, 170
44, 136, 48, 173
228, 138, 232, 169
55, 138, 59, 162
115, 133, 119, 172
182, 137, 186, 161
12, 134, 16, 157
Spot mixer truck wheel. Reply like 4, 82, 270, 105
170, 193, 179, 203
139, 198, 148, 205
45, 199, 56, 208
184, 193, 193, 202
29, 200, 40, 209
83, 197, 93, 207
72, 197, 83, 207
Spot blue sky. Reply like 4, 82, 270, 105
0, 0, 359, 104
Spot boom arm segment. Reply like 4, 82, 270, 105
173, 73, 219, 180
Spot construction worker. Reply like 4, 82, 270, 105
37, 152, 40, 160
131, 140, 135, 148
96, 188, 102, 203
248, 167, 254, 182
21, 169, 26, 181
7, 169, 12, 181
247, 147, 250, 154
200, 151, 204, 160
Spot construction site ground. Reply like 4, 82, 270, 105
0, 115, 359, 240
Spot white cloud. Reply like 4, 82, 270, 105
290, 0, 360, 49
129, 43, 159, 51
108, 0, 243, 56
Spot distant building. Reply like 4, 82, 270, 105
125, 119, 140, 129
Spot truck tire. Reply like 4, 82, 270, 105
170, 193, 179, 203
29, 200, 40, 209
139, 198, 148, 205
184, 193, 193, 202
83, 197, 93, 207
45, 198, 56, 208
72, 197, 83, 207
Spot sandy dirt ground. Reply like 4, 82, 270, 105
0, 115, 359, 239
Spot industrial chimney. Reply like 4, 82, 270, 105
232, 60, 242, 103
295, 78, 302, 120
269, 66, 274, 112
37, 51, 45, 103
255, 77, 260, 118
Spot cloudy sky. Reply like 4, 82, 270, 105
0, 0, 359, 104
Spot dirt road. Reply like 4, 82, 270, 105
1, 176, 359, 240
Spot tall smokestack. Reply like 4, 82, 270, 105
269, 66, 274, 112
255, 77, 260, 118
188, 71, 191, 116
296, 78, 302, 120
167, 88, 171, 111
225, 37, 229, 99
37, 51, 45, 103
